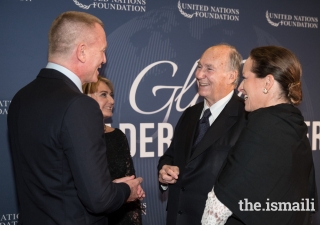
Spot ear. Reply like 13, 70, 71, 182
77, 43, 86, 63
228, 70, 238, 85
265, 74, 275, 91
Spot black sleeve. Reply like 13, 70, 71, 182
62, 96, 130, 214
215, 110, 314, 225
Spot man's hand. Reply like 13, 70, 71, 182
115, 175, 145, 202
159, 165, 179, 184
113, 175, 135, 183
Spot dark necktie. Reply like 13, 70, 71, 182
193, 108, 211, 148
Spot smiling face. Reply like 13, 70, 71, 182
238, 57, 266, 112
195, 46, 235, 106
82, 23, 107, 84
90, 81, 114, 119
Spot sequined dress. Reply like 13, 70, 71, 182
105, 128, 142, 225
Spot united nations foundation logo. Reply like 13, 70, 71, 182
177, 0, 239, 21
0, 213, 19, 224
73, 0, 146, 12
266, 10, 318, 29
0, 100, 11, 115
73, 0, 92, 9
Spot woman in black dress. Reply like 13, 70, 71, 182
201, 46, 317, 225
83, 76, 142, 225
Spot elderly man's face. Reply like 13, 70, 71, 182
195, 46, 233, 106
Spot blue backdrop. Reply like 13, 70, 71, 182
1, 0, 319, 224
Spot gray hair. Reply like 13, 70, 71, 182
216, 43, 243, 87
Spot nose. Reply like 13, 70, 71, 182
237, 80, 244, 93
195, 67, 205, 80
108, 95, 114, 104
102, 53, 107, 64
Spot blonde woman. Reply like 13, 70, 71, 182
83, 76, 142, 225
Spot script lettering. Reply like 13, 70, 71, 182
129, 60, 199, 122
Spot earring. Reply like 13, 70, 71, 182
263, 88, 268, 94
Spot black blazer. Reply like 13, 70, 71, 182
7, 69, 130, 225
158, 92, 247, 225
215, 104, 318, 225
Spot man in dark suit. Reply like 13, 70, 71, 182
158, 44, 247, 225
7, 11, 144, 225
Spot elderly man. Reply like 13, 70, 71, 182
158, 44, 246, 225
8, 11, 144, 225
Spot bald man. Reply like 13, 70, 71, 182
158, 44, 246, 225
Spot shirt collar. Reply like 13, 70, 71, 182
202, 90, 234, 125
46, 62, 83, 93
204, 90, 233, 111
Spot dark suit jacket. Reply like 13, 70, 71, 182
158, 92, 247, 225
7, 69, 130, 225
215, 104, 318, 225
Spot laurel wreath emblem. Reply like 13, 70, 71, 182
266, 10, 280, 27
73, 0, 92, 10
177, 0, 195, 19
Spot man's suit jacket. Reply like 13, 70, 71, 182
7, 69, 130, 225
158, 92, 247, 225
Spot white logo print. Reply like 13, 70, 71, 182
0, 100, 11, 115
266, 10, 280, 27
177, 0, 194, 19
177, 1, 239, 21
73, 0, 92, 9
265, 10, 318, 29
73, 0, 147, 12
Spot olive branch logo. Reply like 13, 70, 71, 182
73, 0, 93, 10
177, 0, 195, 19
266, 10, 280, 27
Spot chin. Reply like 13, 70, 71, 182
103, 113, 112, 118
197, 90, 208, 97
244, 105, 252, 112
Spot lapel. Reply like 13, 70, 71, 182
184, 104, 204, 161
37, 68, 82, 94
188, 92, 241, 162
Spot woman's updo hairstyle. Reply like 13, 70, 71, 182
250, 46, 302, 105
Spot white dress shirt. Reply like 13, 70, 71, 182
46, 62, 83, 93
201, 90, 234, 125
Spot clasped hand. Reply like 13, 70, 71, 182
113, 175, 145, 202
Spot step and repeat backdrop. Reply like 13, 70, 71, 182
1, 0, 320, 224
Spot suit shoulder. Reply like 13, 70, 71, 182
231, 93, 245, 106
185, 101, 203, 112
113, 128, 126, 137
223, 93, 246, 117
65, 94, 100, 113
177, 102, 203, 121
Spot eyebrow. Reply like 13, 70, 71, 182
198, 62, 213, 67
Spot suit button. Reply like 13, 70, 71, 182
181, 187, 185, 191
178, 210, 183, 215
